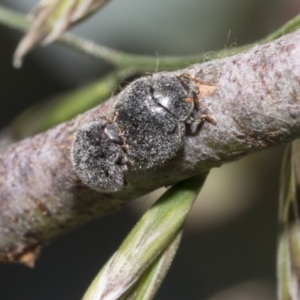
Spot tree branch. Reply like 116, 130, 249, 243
1, 29, 300, 265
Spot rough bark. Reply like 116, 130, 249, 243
1, 29, 300, 266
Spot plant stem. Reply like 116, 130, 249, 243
2, 5, 299, 72
0, 5, 202, 70
262, 14, 300, 43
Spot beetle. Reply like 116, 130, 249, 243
71, 119, 127, 193
113, 73, 199, 171
71, 73, 201, 193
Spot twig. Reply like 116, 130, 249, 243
2, 5, 299, 71
0, 5, 200, 70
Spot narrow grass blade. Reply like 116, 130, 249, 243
278, 140, 300, 299
122, 231, 182, 300
0, 69, 136, 147
82, 175, 206, 300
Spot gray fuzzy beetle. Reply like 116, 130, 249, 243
71, 73, 199, 193
114, 74, 197, 170
71, 119, 128, 193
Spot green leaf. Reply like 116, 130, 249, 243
82, 175, 206, 300
278, 140, 300, 300
0, 69, 136, 146
122, 231, 182, 300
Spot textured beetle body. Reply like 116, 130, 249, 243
71, 120, 127, 193
152, 74, 195, 121
114, 76, 189, 170
71, 74, 199, 193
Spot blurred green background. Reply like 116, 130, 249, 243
0, 0, 299, 299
